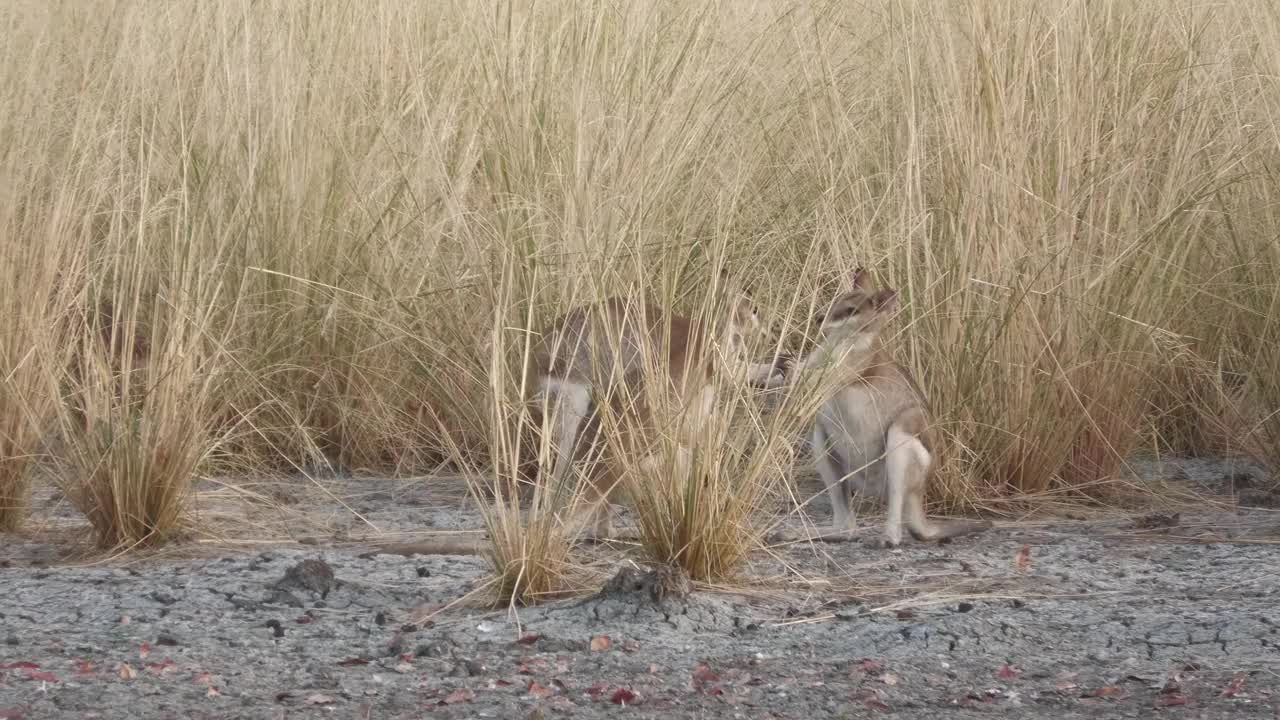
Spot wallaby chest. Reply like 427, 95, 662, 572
816, 366, 922, 484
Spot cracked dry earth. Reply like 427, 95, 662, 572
2, 469, 1280, 718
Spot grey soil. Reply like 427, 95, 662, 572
2, 457, 1279, 719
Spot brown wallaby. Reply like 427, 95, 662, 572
786, 269, 991, 547
526, 275, 781, 538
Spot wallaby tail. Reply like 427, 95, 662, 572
908, 517, 994, 542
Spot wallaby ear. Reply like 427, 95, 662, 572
716, 267, 744, 296
872, 288, 898, 312
852, 267, 869, 289
726, 269, 756, 297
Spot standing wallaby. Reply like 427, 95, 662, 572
527, 275, 781, 538
787, 269, 991, 547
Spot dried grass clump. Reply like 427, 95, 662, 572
56, 287, 222, 550
457, 258, 583, 606
595, 285, 825, 582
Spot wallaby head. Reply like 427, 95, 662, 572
726, 290, 768, 351
816, 268, 899, 343
708, 269, 770, 362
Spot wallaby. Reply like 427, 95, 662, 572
786, 269, 991, 547
527, 275, 781, 538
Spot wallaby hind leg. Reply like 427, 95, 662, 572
882, 423, 930, 548
535, 378, 598, 533
551, 437, 616, 541
881, 474, 906, 548
540, 378, 593, 492
812, 424, 855, 535
904, 489, 934, 541
583, 467, 616, 540
883, 417, 994, 543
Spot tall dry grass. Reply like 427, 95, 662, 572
877, 2, 1268, 504
0, 228, 77, 530
1, 0, 1278, 569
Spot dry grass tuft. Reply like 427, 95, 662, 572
593, 282, 828, 582
454, 256, 583, 606
55, 276, 223, 549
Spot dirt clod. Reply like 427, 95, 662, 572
1238, 489, 1280, 509
597, 564, 692, 606
276, 558, 337, 597
1133, 512, 1180, 529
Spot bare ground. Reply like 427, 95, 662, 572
2, 457, 1279, 719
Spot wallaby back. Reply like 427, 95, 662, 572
531, 297, 715, 400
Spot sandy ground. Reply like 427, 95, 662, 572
2, 457, 1279, 719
